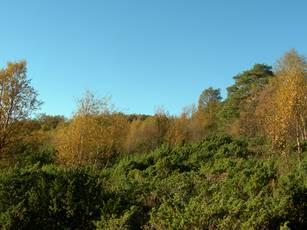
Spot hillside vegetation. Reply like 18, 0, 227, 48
0, 49, 306, 229
1, 136, 306, 229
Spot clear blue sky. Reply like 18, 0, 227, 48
1, 0, 307, 117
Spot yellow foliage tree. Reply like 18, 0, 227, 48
166, 114, 190, 147
0, 61, 41, 155
56, 91, 128, 166
258, 50, 307, 157
125, 108, 170, 153
166, 105, 205, 146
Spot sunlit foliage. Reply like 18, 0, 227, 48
0, 62, 41, 155
1, 49, 307, 229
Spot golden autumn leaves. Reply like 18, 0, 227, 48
260, 50, 307, 156
0, 50, 306, 166
0, 61, 41, 154
56, 91, 129, 166
55, 50, 307, 166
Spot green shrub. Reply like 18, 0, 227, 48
0, 165, 107, 229
0, 136, 306, 229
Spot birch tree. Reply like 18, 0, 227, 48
260, 50, 307, 158
0, 61, 41, 153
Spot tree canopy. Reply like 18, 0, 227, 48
0, 61, 41, 154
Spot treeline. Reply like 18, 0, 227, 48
0, 49, 306, 229
2, 49, 306, 166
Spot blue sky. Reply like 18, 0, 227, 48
0, 0, 307, 117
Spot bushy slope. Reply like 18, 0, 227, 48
0, 136, 306, 229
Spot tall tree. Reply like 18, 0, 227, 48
196, 87, 222, 136
198, 87, 222, 112
0, 61, 41, 153
260, 49, 307, 157
220, 64, 274, 136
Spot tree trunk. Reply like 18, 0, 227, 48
300, 114, 307, 141
296, 121, 302, 165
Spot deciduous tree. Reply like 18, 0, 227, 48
0, 61, 41, 154
56, 91, 128, 165
259, 50, 307, 157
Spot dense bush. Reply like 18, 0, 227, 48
0, 165, 107, 229
16, 144, 57, 167
0, 136, 306, 229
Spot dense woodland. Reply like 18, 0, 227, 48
0, 49, 306, 229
